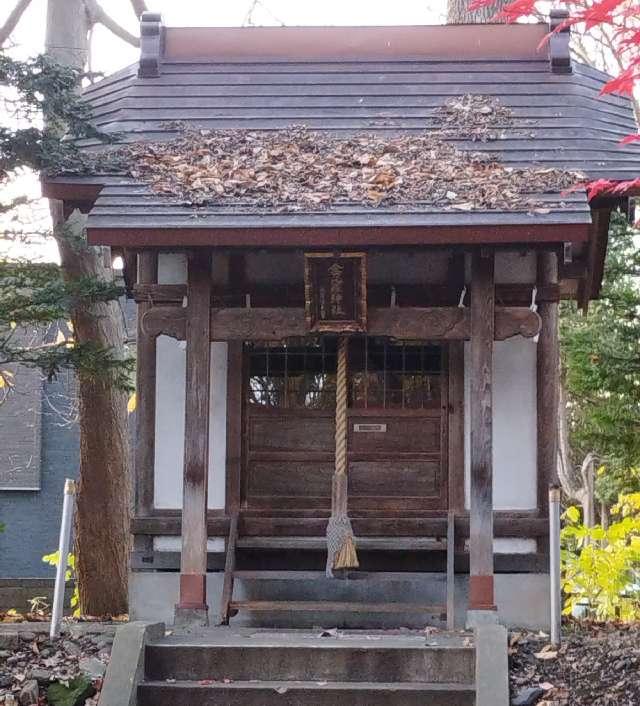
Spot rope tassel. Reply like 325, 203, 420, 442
326, 336, 359, 577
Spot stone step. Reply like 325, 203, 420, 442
221, 572, 451, 628
146, 640, 474, 684
138, 680, 476, 706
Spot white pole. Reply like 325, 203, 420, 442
549, 484, 562, 648
50, 478, 76, 639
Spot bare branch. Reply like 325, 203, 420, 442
83, 0, 139, 47
129, 0, 148, 19
0, 0, 33, 47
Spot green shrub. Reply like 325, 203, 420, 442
561, 493, 640, 621
43, 550, 80, 617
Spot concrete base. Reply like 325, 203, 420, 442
466, 609, 500, 630
98, 621, 164, 706
130, 571, 550, 629
475, 623, 509, 706
174, 606, 209, 629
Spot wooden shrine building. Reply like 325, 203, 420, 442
44, 13, 640, 628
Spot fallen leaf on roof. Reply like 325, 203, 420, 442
74, 95, 584, 215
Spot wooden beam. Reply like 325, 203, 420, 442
537, 251, 560, 517
141, 305, 541, 342
87, 222, 589, 249
469, 250, 496, 612
219, 514, 238, 625
131, 512, 549, 538
225, 341, 243, 515
133, 281, 560, 308
134, 251, 158, 517
177, 250, 212, 621
448, 341, 465, 513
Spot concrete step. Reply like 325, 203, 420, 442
138, 679, 476, 706
224, 571, 451, 628
146, 640, 474, 684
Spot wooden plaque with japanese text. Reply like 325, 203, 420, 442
304, 252, 367, 332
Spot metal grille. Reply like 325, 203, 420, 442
247, 339, 337, 409
350, 338, 441, 410
247, 338, 441, 410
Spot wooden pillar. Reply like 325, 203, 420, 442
448, 341, 465, 513
537, 250, 560, 515
177, 249, 212, 622
135, 251, 158, 517
225, 341, 243, 515
469, 249, 496, 612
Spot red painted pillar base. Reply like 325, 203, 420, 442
469, 575, 497, 611
175, 573, 209, 626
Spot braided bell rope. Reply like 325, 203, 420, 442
325, 336, 359, 576
335, 336, 348, 478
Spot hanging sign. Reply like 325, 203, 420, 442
304, 252, 367, 333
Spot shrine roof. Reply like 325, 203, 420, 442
42, 18, 640, 249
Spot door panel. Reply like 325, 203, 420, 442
349, 415, 440, 454
243, 338, 448, 513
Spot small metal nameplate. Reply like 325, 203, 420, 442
353, 423, 387, 433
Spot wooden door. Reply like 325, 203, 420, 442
243, 338, 447, 514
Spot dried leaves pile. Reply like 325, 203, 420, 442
0, 626, 112, 706
433, 94, 522, 142
510, 623, 640, 706
109, 96, 581, 214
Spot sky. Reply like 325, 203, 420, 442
9, 0, 446, 74
2, 0, 445, 261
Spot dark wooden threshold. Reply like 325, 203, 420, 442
131, 549, 548, 574
228, 600, 446, 618
131, 513, 549, 538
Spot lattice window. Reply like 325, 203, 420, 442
247, 338, 441, 411
350, 338, 441, 410
247, 339, 337, 410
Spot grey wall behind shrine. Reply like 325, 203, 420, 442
0, 373, 79, 578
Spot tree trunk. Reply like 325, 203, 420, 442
45, 0, 131, 616
447, 0, 508, 23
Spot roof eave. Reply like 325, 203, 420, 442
85, 221, 590, 249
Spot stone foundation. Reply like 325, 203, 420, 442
129, 571, 550, 630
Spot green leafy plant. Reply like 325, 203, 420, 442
47, 675, 94, 706
562, 492, 640, 621
43, 551, 80, 617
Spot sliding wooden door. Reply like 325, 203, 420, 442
243, 337, 448, 514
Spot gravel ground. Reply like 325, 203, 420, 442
0, 623, 116, 705
510, 622, 640, 706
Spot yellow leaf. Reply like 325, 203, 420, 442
127, 392, 137, 414
565, 506, 580, 523
9, 322, 16, 329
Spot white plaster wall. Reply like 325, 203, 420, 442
464, 337, 538, 511
465, 250, 536, 285
153, 536, 225, 552
153, 252, 227, 511
494, 250, 536, 283
154, 339, 228, 510
158, 252, 187, 284
368, 251, 450, 284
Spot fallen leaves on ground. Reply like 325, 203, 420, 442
510, 622, 640, 706
0, 628, 112, 705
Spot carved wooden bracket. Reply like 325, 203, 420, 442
141, 306, 542, 342
138, 11, 164, 78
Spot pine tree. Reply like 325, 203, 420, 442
1, 0, 146, 614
